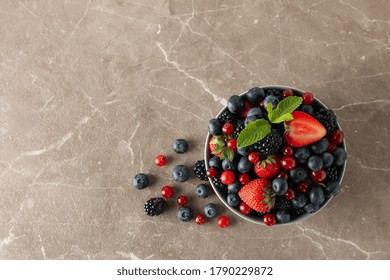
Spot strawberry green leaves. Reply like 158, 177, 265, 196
210, 136, 235, 161
237, 119, 271, 148
267, 96, 302, 124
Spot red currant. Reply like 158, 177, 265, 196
239, 202, 253, 215
222, 122, 235, 135
220, 170, 235, 185
206, 168, 218, 178
259, 100, 265, 110
263, 213, 276, 226
297, 181, 309, 193
177, 195, 188, 206
227, 139, 237, 150
218, 216, 230, 228
282, 146, 294, 156
280, 156, 297, 170
310, 169, 327, 183
282, 89, 294, 99
277, 171, 288, 180
284, 188, 296, 201
248, 152, 260, 163
330, 129, 344, 145
238, 173, 250, 185
327, 142, 338, 152
195, 214, 206, 225
155, 155, 167, 166
302, 92, 314, 105
161, 185, 174, 198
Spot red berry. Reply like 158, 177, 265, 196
297, 181, 309, 193
327, 142, 338, 152
330, 129, 344, 145
239, 202, 252, 215
259, 100, 265, 110
161, 185, 174, 198
177, 195, 188, 206
155, 155, 167, 166
195, 214, 206, 225
227, 139, 237, 150
282, 89, 294, 99
238, 173, 250, 185
218, 216, 230, 228
280, 156, 297, 170
222, 122, 235, 135
277, 171, 288, 180
248, 152, 260, 163
206, 168, 218, 178
282, 146, 294, 156
310, 169, 327, 183
302, 92, 314, 105
263, 213, 276, 226
284, 188, 296, 201
220, 170, 235, 185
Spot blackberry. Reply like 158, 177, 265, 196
315, 108, 337, 134
253, 132, 283, 156
144, 197, 168, 216
193, 160, 208, 181
292, 206, 305, 215
211, 177, 225, 189
327, 166, 338, 182
274, 197, 292, 211
266, 88, 281, 97
232, 121, 245, 139
218, 110, 238, 125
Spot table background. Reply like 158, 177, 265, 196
0, 0, 389, 259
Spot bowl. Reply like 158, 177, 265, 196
204, 85, 347, 226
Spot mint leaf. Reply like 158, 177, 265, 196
225, 149, 235, 161
237, 119, 271, 148
272, 113, 294, 123
266, 103, 274, 120
268, 96, 302, 124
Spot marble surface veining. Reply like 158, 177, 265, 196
0, 0, 390, 259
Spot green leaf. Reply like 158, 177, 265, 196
210, 136, 225, 146
237, 119, 272, 148
225, 149, 235, 161
272, 113, 294, 123
213, 143, 224, 154
268, 96, 302, 124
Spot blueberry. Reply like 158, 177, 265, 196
227, 193, 241, 207
237, 146, 254, 156
263, 95, 279, 110
208, 118, 222, 136
173, 139, 188, 154
310, 138, 329, 154
227, 95, 245, 114
237, 157, 252, 173
132, 173, 149, 190
209, 156, 221, 169
307, 156, 323, 171
244, 115, 258, 126
292, 193, 308, 208
227, 181, 241, 193
294, 147, 311, 164
196, 184, 210, 198
247, 107, 262, 118
304, 202, 320, 214
309, 185, 325, 205
324, 181, 340, 197
204, 203, 218, 218
276, 210, 291, 223
172, 165, 190, 182
246, 87, 265, 105
177, 206, 193, 222
289, 166, 308, 183
301, 105, 313, 115
321, 152, 334, 168
272, 178, 288, 195
222, 158, 237, 171
333, 148, 347, 166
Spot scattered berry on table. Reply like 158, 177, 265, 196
206, 167, 218, 178
220, 170, 235, 185
222, 122, 235, 135
177, 206, 194, 222
238, 173, 251, 185
144, 197, 167, 216
173, 139, 189, 154
193, 160, 208, 181
177, 195, 188, 206
218, 216, 231, 228
172, 165, 190, 182
302, 92, 314, 105
155, 155, 167, 167
196, 184, 210, 199
195, 214, 206, 225
239, 202, 253, 215
238, 178, 275, 213
204, 203, 218, 218
161, 185, 174, 198
263, 213, 276, 226
132, 173, 149, 190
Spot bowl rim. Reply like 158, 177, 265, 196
204, 85, 347, 226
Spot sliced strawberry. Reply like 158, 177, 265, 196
238, 179, 275, 213
254, 155, 281, 179
209, 136, 222, 157
285, 111, 326, 147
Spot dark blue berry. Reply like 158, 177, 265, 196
272, 178, 288, 195
208, 118, 222, 136
173, 139, 188, 154
209, 156, 221, 169
276, 210, 291, 223
301, 104, 314, 115
132, 173, 149, 190
227, 181, 241, 193
310, 138, 329, 154
307, 156, 323, 171
227, 193, 241, 207
196, 184, 210, 199
304, 202, 320, 213
172, 165, 190, 182
237, 157, 252, 173
294, 147, 311, 164
321, 152, 334, 168
244, 115, 258, 126
246, 87, 265, 105
324, 181, 340, 197
247, 107, 262, 118
333, 148, 347, 166
263, 95, 279, 110
292, 193, 308, 208
177, 206, 193, 222
222, 158, 237, 171
227, 95, 245, 114
289, 166, 308, 183
309, 185, 325, 205
204, 203, 218, 218
237, 145, 254, 156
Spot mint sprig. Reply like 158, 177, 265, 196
237, 119, 271, 148
210, 136, 235, 161
267, 96, 302, 124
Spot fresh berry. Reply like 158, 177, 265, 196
327, 166, 338, 182
282, 146, 294, 156
232, 121, 245, 139
280, 156, 297, 170
277, 171, 288, 180
315, 108, 337, 134
285, 111, 327, 147
263, 213, 276, 226
304, 202, 320, 213
237, 145, 254, 156
294, 147, 311, 164
309, 185, 325, 205
301, 104, 314, 115
327, 142, 338, 153
173, 139, 188, 154
208, 156, 221, 169
310, 138, 329, 154
254, 132, 283, 156
177, 195, 188, 206
222, 122, 235, 135
259, 100, 265, 109
195, 214, 206, 225
240, 101, 255, 118
302, 92, 314, 105
244, 115, 258, 126
218, 110, 238, 125
330, 129, 344, 145
227, 193, 241, 207
289, 166, 308, 183
227, 95, 245, 114
227, 181, 241, 193
144, 197, 167, 216
218, 216, 231, 228
297, 181, 310, 193
307, 156, 323, 171
274, 196, 292, 211
282, 89, 294, 99
204, 203, 218, 218
291, 193, 308, 208
310, 169, 327, 183
321, 152, 334, 168
237, 157, 252, 173
283, 187, 296, 201
177, 206, 193, 222
220, 170, 235, 185
132, 173, 149, 190
172, 165, 190, 182
324, 181, 340, 197
266, 88, 281, 97
247, 107, 262, 118
246, 87, 265, 105
238, 173, 251, 185
161, 185, 174, 198
333, 148, 347, 166
238, 178, 275, 213
208, 118, 223, 136
193, 160, 208, 181
226, 138, 237, 150
209, 136, 222, 157
206, 167, 218, 178
254, 155, 281, 179
239, 202, 253, 215
271, 178, 289, 195
248, 152, 260, 163
196, 184, 210, 199
264, 95, 279, 110
212, 177, 225, 189
155, 155, 167, 166
222, 158, 237, 171
276, 210, 291, 223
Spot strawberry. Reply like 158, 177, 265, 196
238, 179, 275, 213
209, 136, 222, 157
254, 155, 281, 179
285, 111, 326, 147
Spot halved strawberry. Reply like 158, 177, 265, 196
285, 111, 326, 147
254, 155, 281, 179
238, 179, 275, 213
209, 136, 222, 157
